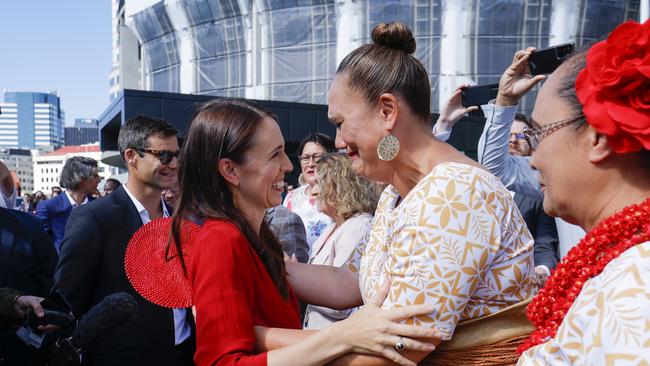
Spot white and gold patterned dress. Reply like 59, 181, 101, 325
518, 241, 650, 365
359, 162, 537, 341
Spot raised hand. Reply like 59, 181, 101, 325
496, 47, 546, 106
434, 84, 479, 138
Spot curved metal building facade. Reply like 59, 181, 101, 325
111, 0, 641, 115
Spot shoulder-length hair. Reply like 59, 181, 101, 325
316, 153, 380, 220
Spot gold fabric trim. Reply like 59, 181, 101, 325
437, 298, 533, 351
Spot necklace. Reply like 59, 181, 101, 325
518, 197, 650, 353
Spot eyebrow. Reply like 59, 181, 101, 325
328, 115, 342, 125
270, 145, 284, 155
529, 118, 543, 129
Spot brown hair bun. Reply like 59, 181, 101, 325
371, 22, 416, 54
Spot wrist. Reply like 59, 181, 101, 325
323, 321, 353, 354
495, 93, 518, 106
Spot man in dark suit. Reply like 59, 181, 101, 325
266, 205, 310, 263
36, 156, 100, 253
514, 193, 559, 285
0, 206, 58, 365
53, 116, 194, 366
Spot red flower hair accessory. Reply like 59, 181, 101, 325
576, 19, 650, 153
125, 218, 200, 308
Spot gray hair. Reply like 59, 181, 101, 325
59, 156, 98, 190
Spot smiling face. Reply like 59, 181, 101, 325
299, 142, 327, 186
327, 75, 392, 183
235, 117, 293, 218
133, 135, 179, 191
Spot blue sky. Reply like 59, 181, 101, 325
0, 1, 112, 126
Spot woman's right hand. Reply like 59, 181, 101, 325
496, 47, 546, 106
328, 303, 440, 366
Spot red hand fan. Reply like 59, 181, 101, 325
125, 218, 200, 308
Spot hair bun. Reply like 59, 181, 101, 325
371, 22, 416, 54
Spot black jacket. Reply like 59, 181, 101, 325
514, 193, 560, 270
53, 186, 194, 366
0, 207, 57, 365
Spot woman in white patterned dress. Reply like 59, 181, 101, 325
516, 19, 650, 364
257, 22, 538, 365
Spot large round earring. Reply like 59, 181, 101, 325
377, 134, 400, 161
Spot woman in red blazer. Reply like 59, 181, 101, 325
169, 99, 439, 366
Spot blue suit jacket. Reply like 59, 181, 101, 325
36, 193, 94, 253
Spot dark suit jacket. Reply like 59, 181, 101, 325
514, 193, 560, 270
53, 186, 193, 366
35, 193, 94, 253
266, 205, 310, 263
0, 207, 58, 365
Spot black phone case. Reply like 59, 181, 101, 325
461, 84, 499, 107
528, 43, 575, 75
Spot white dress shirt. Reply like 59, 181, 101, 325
65, 191, 89, 208
123, 185, 191, 345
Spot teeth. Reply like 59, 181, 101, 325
272, 181, 284, 189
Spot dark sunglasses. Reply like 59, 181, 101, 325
137, 148, 180, 165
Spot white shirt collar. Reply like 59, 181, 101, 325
65, 191, 88, 208
122, 185, 169, 224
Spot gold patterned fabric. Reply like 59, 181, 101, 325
518, 241, 650, 365
360, 162, 537, 341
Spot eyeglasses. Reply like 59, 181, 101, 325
510, 132, 528, 142
523, 115, 584, 151
298, 153, 325, 164
138, 148, 180, 165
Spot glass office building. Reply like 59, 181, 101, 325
113, 0, 641, 116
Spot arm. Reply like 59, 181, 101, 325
193, 225, 437, 366
35, 201, 52, 236
256, 307, 440, 366
307, 218, 372, 320
0, 161, 16, 209
283, 212, 310, 264
477, 104, 543, 199
0, 287, 22, 328
477, 48, 546, 200
32, 218, 58, 296
286, 262, 363, 309
53, 206, 101, 316
432, 84, 478, 142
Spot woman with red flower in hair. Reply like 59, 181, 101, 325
516, 19, 650, 364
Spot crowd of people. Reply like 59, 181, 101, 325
0, 18, 648, 366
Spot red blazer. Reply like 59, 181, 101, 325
190, 219, 301, 366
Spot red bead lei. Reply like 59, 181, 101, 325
518, 197, 650, 354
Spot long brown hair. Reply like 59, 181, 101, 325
170, 98, 289, 298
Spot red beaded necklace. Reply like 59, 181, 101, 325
518, 196, 650, 354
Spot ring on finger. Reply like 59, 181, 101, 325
394, 336, 405, 351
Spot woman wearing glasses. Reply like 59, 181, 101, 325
516, 19, 650, 364
283, 133, 337, 250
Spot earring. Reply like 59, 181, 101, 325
377, 134, 400, 161
232, 186, 240, 209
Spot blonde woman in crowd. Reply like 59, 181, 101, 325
304, 153, 380, 330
